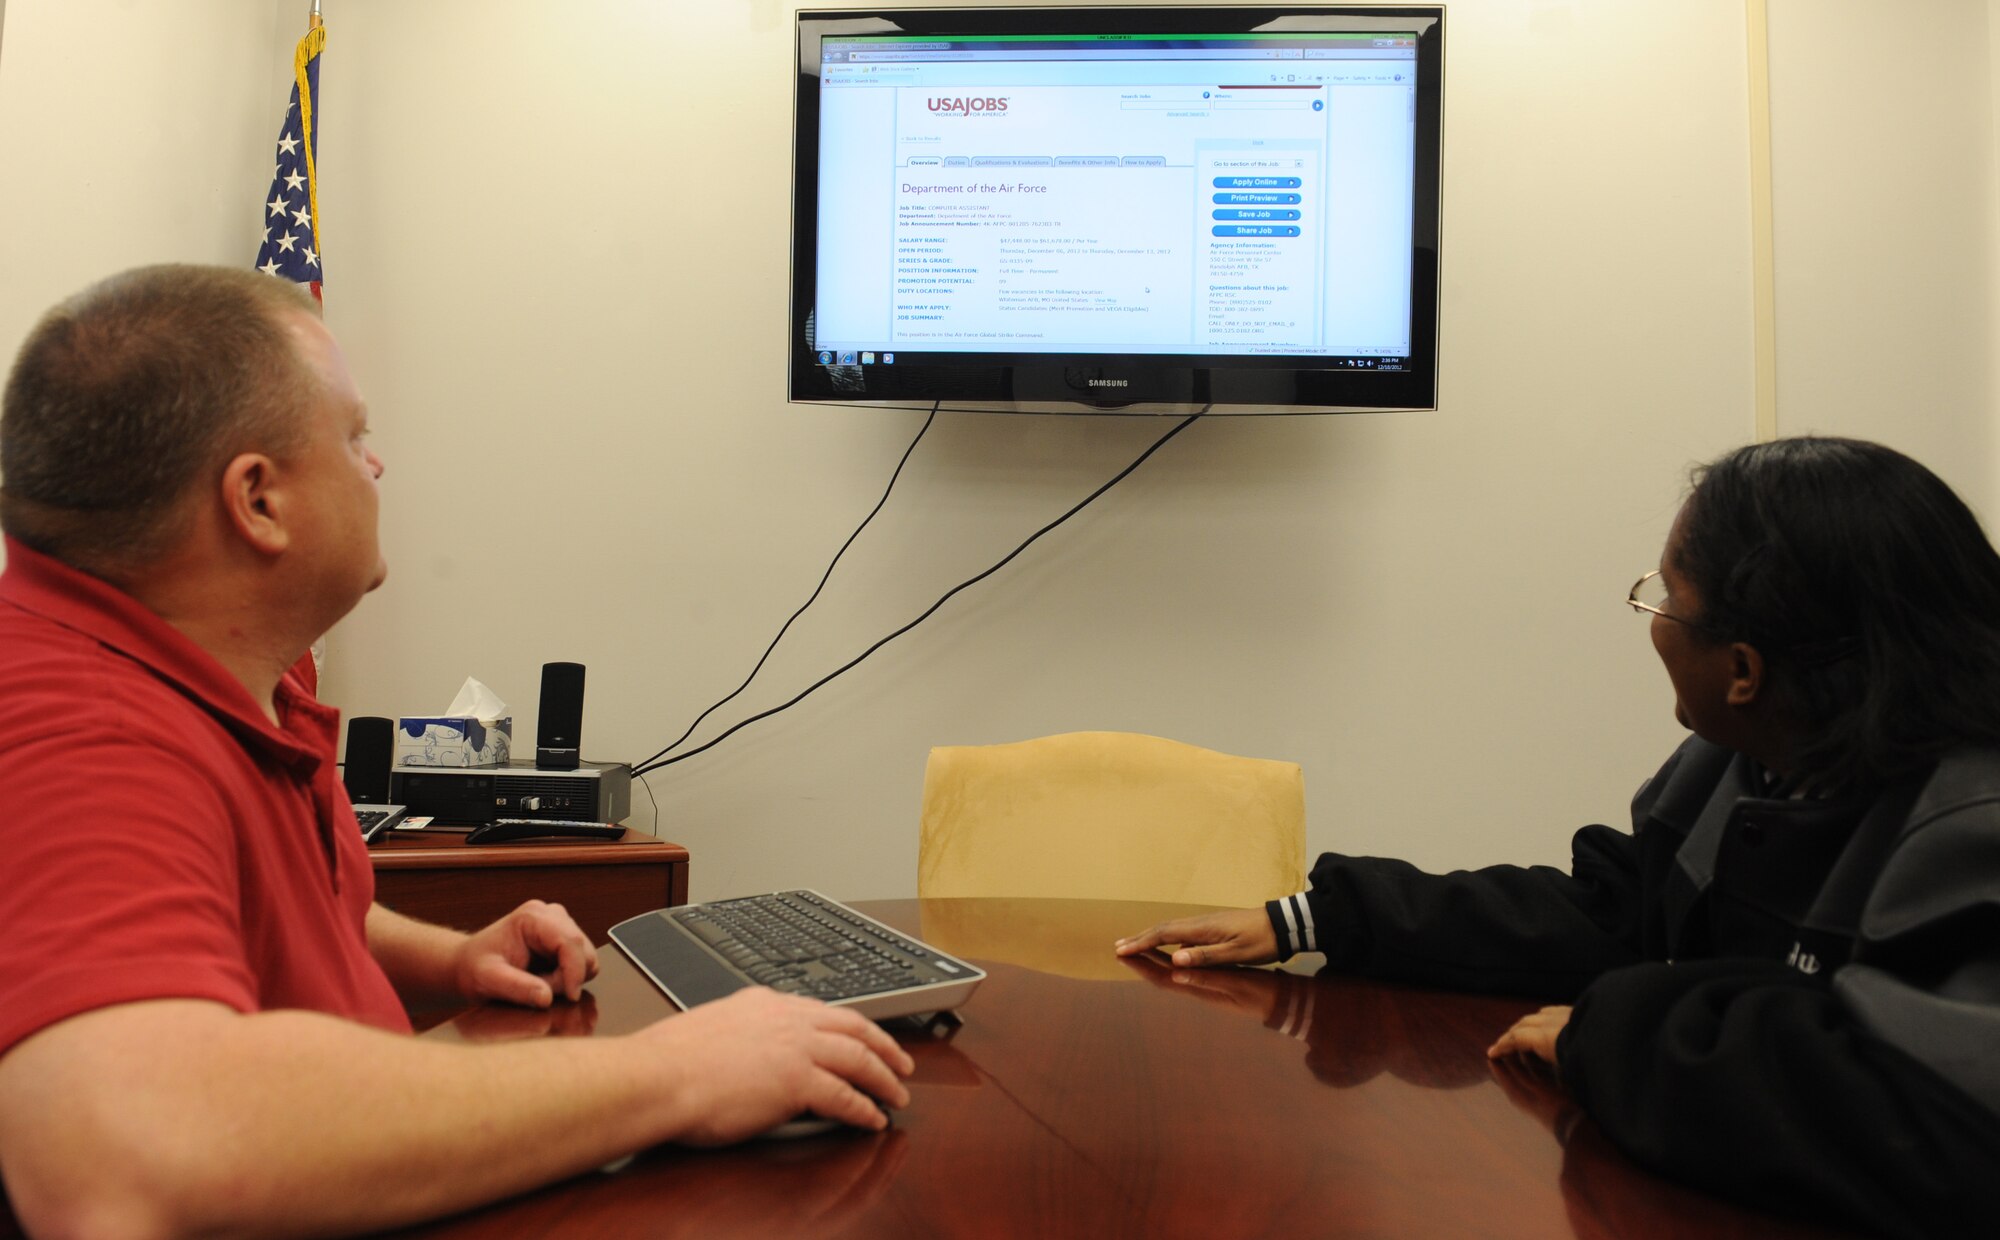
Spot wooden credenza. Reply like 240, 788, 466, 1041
368, 829, 688, 946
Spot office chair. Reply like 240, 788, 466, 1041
917, 730, 1307, 907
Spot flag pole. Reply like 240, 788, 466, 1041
300, 0, 325, 303
302, 0, 330, 676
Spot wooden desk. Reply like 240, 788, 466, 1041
398, 897, 1852, 1240
369, 830, 688, 946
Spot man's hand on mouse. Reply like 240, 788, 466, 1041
642, 988, 915, 1147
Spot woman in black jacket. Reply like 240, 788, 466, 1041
1118, 436, 2000, 1238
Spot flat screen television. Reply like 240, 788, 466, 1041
790, 6, 1443, 414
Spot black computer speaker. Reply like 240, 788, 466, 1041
342, 715, 395, 804
536, 661, 586, 770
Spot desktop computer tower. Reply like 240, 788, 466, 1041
389, 760, 632, 827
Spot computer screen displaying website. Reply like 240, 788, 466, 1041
812, 31, 1420, 370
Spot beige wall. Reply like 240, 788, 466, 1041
1764, 0, 1998, 511
0, 2, 298, 350
1, 1, 1994, 902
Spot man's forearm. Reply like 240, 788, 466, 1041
0, 999, 705, 1240
367, 902, 471, 1002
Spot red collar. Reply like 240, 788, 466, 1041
0, 536, 333, 773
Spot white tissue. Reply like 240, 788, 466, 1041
445, 677, 509, 720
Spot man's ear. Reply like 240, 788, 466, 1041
1726, 642, 1766, 707
219, 452, 289, 556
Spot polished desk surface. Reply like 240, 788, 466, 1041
395, 897, 1852, 1240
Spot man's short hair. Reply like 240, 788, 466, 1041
1, 264, 322, 577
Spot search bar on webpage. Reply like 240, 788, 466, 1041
1119, 99, 1315, 110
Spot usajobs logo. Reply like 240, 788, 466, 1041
927, 96, 1010, 115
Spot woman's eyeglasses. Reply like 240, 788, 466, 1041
1627, 569, 1699, 629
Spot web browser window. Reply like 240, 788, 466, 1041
813, 33, 1419, 364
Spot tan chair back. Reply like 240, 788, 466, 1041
918, 731, 1305, 907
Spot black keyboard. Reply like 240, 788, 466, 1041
610, 890, 984, 1020
352, 804, 408, 842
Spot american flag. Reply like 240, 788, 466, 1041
256, 25, 326, 301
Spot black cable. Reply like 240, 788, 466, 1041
629, 404, 940, 774
634, 409, 1205, 776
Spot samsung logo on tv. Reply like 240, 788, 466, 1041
1088, 378, 1129, 388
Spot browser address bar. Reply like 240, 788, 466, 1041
1119, 99, 1315, 110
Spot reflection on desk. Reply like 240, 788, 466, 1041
402, 897, 1854, 1240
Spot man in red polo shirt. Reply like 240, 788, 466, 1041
0, 266, 913, 1238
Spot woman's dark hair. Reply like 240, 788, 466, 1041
1675, 436, 2000, 790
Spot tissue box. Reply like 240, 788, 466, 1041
396, 715, 512, 768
